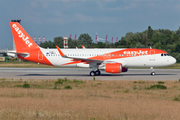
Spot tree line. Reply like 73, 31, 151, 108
40, 26, 180, 62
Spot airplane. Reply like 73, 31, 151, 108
8, 22, 176, 76
82, 45, 86, 49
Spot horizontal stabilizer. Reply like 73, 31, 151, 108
7, 51, 29, 58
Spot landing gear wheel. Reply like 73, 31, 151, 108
151, 72, 155, 76
95, 70, 101, 76
90, 71, 95, 76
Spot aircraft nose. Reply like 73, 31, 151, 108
171, 57, 176, 64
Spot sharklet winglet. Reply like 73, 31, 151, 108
56, 45, 66, 57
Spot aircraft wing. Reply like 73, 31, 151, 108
56, 46, 103, 64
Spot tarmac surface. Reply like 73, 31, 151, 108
0, 67, 179, 81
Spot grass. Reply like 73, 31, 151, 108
158, 81, 165, 84
0, 79, 180, 119
174, 97, 180, 101
147, 84, 167, 89
23, 81, 30, 88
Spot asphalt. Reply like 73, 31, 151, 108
0, 67, 179, 81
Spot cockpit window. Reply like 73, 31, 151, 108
161, 53, 170, 56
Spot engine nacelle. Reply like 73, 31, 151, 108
105, 63, 122, 73
122, 67, 128, 72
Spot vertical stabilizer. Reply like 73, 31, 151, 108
10, 22, 39, 52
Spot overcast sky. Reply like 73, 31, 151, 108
1, 0, 180, 49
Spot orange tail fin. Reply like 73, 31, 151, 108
10, 22, 39, 52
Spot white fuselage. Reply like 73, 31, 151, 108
40, 48, 176, 68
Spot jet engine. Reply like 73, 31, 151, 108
122, 67, 128, 72
105, 63, 122, 73
99, 63, 128, 73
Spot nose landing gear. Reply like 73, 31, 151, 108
150, 67, 156, 76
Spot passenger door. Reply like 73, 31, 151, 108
38, 50, 43, 60
149, 50, 155, 61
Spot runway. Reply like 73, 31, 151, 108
0, 67, 179, 81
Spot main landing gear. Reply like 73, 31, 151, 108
150, 67, 156, 76
90, 70, 101, 76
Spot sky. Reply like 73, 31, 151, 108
1, 0, 180, 49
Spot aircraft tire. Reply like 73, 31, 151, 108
151, 72, 155, 76
90, 71, 95, 76
95, 70, 101, 76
